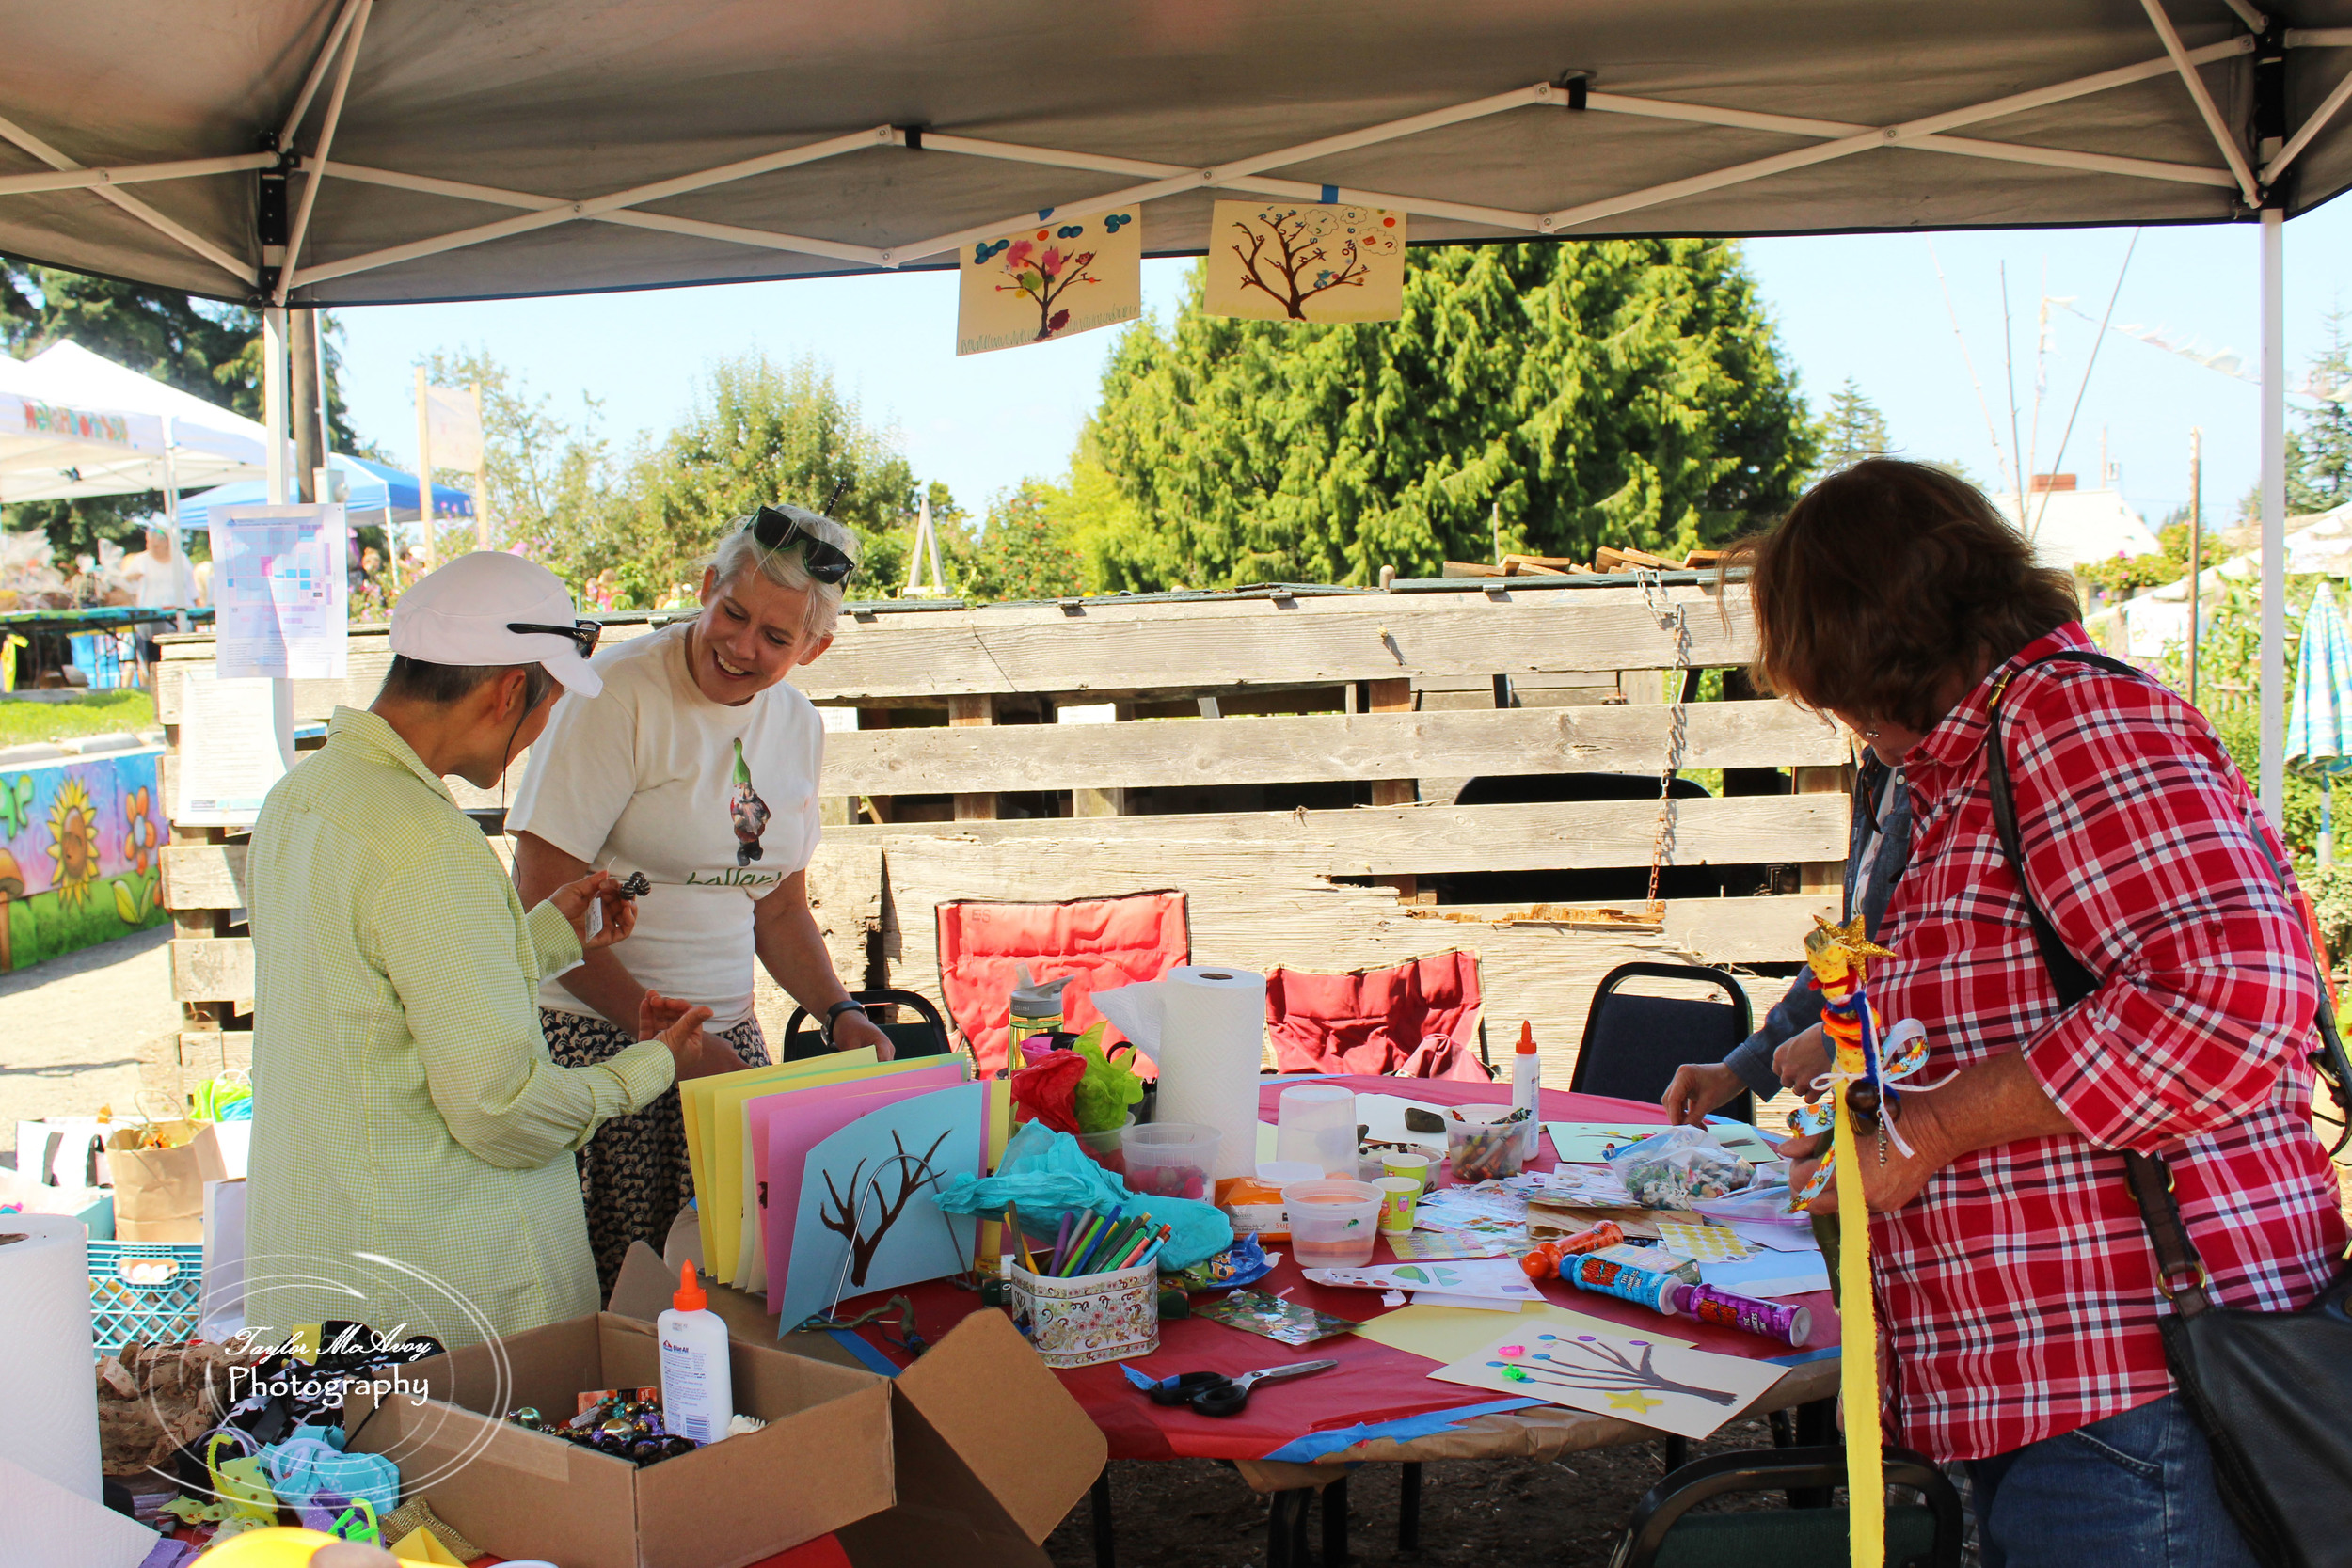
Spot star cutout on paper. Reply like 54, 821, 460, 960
1605, 1390, 1665, 1413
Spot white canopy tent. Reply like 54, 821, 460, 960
0, 341, 281, 508
0, 388, 167, 504
4, 0, 2348, 817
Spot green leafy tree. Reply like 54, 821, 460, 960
621, 354, 932, 609
3, 260, 371, 554
1083, 240, 1815, 590
2287, 309, 2352, 515
416, 348, 632, 577
948, 481, 1088, 602
1811, 378, 1891, 477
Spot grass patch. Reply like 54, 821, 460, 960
0, 689, 156, 748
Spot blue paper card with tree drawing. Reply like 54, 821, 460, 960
774, 1082, 986, 1333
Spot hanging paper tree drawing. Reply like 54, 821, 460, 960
1431, 1329, 1781, 1440
1203, 201, 1407, 324
958, 212, 1143, 356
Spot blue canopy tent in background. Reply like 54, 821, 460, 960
2287, 581, 2352, 871
173, 452, 473, 534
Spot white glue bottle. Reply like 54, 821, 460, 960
659, 1261, 734, 1445
1511, 1022, 1542, 1160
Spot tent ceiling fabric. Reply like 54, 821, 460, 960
4, 1, 2351, 306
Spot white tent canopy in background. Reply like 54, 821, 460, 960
0, 341, 281, 503
3, 0, 2344, 819
1992, 485, 2166, 571
0, 388, 167, 503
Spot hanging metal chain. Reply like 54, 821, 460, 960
1639, 570, 1691, 917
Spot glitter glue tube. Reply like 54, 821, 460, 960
1670, 1283, 1812, 1347
1565, 1252, 1680, 1314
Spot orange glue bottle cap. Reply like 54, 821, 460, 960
675, 1260, 707, 1313
1516, 1021, 1537, 1054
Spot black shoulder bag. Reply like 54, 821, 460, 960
1986, 648, 2352, 1568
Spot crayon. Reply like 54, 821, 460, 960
1051, 1212, 1074, 1274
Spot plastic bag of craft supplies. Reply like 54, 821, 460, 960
1605, 1125, 1754, 1209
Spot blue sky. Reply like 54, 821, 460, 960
332, 198, 2352, 532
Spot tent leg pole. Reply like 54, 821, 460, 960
262, 306, 296, 768
2261, 206, 2286, 827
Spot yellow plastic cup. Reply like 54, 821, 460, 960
1380, 1151, 1437, 1194
1375, 1176, 1422, 1234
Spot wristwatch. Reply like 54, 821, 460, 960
821, 999, 869, 1047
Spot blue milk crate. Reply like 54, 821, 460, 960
87, 1241, 205, 1353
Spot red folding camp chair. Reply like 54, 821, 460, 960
933, 890, 1191, 1074
1263, 950, 1490, 1079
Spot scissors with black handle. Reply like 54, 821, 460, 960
1148, 1360, 1338, 1417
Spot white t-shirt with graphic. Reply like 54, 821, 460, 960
508, 623, 823, 1028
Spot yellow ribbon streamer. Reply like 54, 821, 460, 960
1832, 1048, 1884, 1568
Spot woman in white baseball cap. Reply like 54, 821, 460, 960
508, 502, 896, 1293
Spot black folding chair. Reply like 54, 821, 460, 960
781, 988, 953, 1062
1572, 960, 1756, 1123
1613, 1445, 1964, 1568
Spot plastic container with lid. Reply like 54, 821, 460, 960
1279, 1177, 1383, 1268
1446, 1107, 1529, 1180
1275, 1084, 1358, 1178
1120, 1122, 1222, 1200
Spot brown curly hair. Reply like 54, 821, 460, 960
1731, 459, 2082, 734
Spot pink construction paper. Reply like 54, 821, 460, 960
748, 1066, 966, 1313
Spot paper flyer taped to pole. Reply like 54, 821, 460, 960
208, 503, 348, 680
957, 211, 1141, 356
1202, 201, 1406, 322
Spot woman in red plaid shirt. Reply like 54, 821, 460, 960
1742, 460, 2346, 1568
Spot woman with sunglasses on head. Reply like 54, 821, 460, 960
507, 503, 894, 1294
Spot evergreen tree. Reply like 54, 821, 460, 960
1083, 239, 1815, 589
950, 481, 1087, 602
1812, 378, 1891, 477
2287, 309, 2352, 515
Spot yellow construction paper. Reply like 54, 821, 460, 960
1833, 1072, 1884, 1568
389, 1526, 465, 1566
682, 1051, 878, 1269
977, 1074, 1015, 1271
1353, 1300, 1693, 1366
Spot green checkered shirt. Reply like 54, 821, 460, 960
244, 706, 675, 1349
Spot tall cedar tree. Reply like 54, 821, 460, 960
1086, 239, 1815, 588
2, 260, 367, 555
2288, 309, 2352, 515
1812, 378, 1891, 478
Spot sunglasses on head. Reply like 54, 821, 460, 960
749, 504, 856, 585
505, 618, 602, 657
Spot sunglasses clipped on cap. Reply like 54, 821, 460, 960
749, 504, 856, 585
505, 618, 603, 657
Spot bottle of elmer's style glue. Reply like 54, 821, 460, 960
1511, 1022, 1542, 1159
659, 1261, 733, 1444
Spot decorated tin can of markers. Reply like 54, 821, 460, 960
1565, 1252, 1680, 1314
1670, 1282, 1812, 1347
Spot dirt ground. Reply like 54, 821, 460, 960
1041, 1417, 1795, 1568
0, 924, 179, 1162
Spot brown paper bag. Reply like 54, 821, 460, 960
105, 1121, 226, 1243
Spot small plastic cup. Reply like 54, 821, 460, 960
1280, 1177, 1383, 1268
1257, 1160, 1323, 1186
1074, 1114, 1134, 1174
1380, 1151, 1437, 1193
1121, 1122, 1222, 1200
1276, 1084, 1359, 1178
1446, 1111, 1528, 1180
1374, 1176, 1421, 1234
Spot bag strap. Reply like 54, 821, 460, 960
1983, 648, 2220, 1314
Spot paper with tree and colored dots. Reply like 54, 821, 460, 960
957, 212, 1142, 356
1428, 1327, 1782, 1439
1202, 201, 1406, 323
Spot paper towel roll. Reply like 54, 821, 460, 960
0, 1213, 102, 1504
1097, 966, 1266, 1181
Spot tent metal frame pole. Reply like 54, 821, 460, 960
278, 0, 370, 152
261, 304, 298, 776
2260, 205, 2286, 825
2140, 0, 2263, 204
322, 160, 893, 264
2288, 29, 2352, 46
0, 111, 254, 283
2264, 66, 2352, 182
291, 124, 900, 288
1541, 39, 2254, 231
2226, 0, 2271, 34
0, 151, 276, 198
276, 0, 372, 306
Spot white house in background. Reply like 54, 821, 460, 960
2082, 502, 2352, 660
1986, 474, 2162, 571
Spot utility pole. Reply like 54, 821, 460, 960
413, 366, 436, 574
2188, 426, 2202, 708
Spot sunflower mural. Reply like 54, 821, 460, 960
5, 750, 170, 970
46, 777, 100, 909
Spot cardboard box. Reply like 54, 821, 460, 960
346, 1245, 1105, 1568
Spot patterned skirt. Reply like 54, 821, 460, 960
542, 1008, 770, 1298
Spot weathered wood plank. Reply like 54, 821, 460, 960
1417, 895, 1835, 967
172, 938, 252, 1005
166, 832, 522, 913
833, 794, 1844, 877
823, 701, 1836, 796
